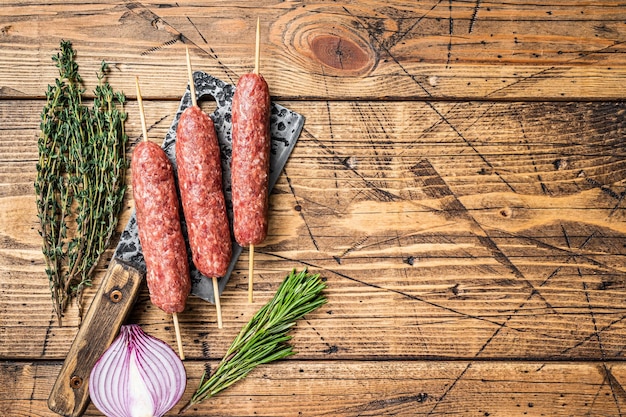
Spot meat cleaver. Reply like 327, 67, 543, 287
47, 71, 305, 417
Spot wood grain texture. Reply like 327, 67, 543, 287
4, 360, 626, 416
2, 1, 626, 416
0, 1, 625, 99
2, 99, 625, 362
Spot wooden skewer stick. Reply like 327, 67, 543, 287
254, 17, 260, 75
135, 76, 185, 360
248, 17, 262, 304
171, 312, 185, 360
248, 244, 255, 303
185, 47, 224, 328
212, 277, 223, 329
186, 46, 198, 107
135, 76, 149, 143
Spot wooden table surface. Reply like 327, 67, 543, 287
2, 1, 626, 416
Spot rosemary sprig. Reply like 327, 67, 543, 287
34, 40, 128, 325
181, 269, 327, 412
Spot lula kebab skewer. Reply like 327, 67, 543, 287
133, 76, 189, 360
175, 47, 231, 329
231, 17, 271, 304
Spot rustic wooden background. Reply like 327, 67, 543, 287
2, 1, 626, 416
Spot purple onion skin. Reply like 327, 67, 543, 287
89, 324, 187, 417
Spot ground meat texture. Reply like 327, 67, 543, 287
131, 141, 190, 314
231, 73, 271, 246
176, 105, 232, 278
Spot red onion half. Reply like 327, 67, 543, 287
89, 324, 186, 417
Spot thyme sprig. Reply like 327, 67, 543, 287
181, 269, 327, 412
35, 40, 128, 325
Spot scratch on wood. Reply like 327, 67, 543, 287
284, 168, 320, 251
321, 393, 431, 415
323, 100, 342, 206
561, 223, 572, 250
282, 247, 616, 363
348, 0, 443, 52
427, 363, 471, 415
300, 126, 399, 202
352, 102, 396, 192
140, 38, 180, 56
486, 40, 626, 98
411, 160, 526, 282
581, 172, 626, 216
491, 225, 625, 360
207, 46, 237, 85
476, 230, 601, 358
609, 193, 625, 218
269, 252, 506, 329
601, 364, 626, 415
469, 0, 481, 33
201, 340, 210, 358
583, 279, 604, 355
579, 229, 615, 407
335, 235, 369, 263
502, 228, 623, 283
415, 100, 517, 193
124, 0, 237, 83
396, 0, 444, 48
27, 364, 37, 416
516, 107, 550, 195
186, 16, 207, 44
305, 320, 337, 354
41, 312, 56, 357
562, 316, 626, 356
446, 0, 453, 69
412, 159, 571, 354
486, 66, 565, 98
125, 1, 179, 38
342, 6, 434, 98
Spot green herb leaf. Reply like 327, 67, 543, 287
34, 40, 128, 325
182, 269, 327, 412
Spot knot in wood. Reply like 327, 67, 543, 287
275, 5, 379, 76
310, 34, 372, 74
499, 207, 513, 218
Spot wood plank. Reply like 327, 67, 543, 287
1, 1, 625, 100
2, 99, 625, 361
3, 360, 626, 416
3, 2, 626, 416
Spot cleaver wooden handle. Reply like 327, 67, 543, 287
47, 258, 144, 417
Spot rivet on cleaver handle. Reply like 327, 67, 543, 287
47, 258, 143, 417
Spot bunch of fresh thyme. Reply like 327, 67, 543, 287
181, 269, 327, 412
35, 40, 128, 325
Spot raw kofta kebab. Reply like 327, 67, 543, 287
231, 18, 272, 303
132, 77, 188, 359
175, 47, 232, 328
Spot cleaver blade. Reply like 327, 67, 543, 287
117, 71, 305, 303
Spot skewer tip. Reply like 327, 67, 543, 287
135, 77, 149, 142
185, 46, 197, 107
212, 277, 223, 329
254, 17, 260, 75
172, 312, 185, 360
248, 244, 255, 303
